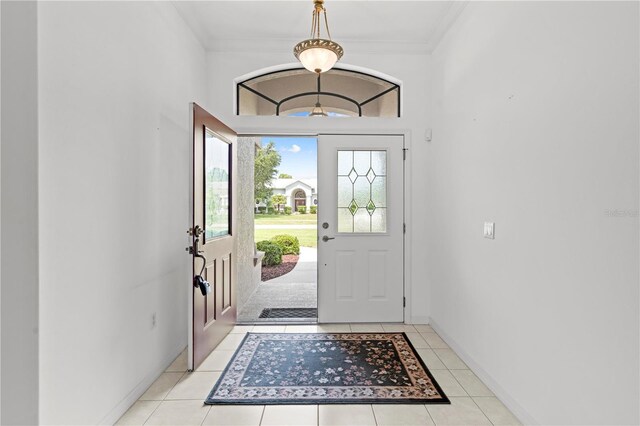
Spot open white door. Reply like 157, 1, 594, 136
317, 134, 404, 323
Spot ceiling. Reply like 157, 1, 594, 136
172, 1, 467, 54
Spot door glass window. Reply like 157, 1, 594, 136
337, 150, 387, 233
204, 129, 231, 240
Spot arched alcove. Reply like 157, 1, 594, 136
293, 189, 307, 209
236, 65, 401, 118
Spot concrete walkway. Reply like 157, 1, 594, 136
238, 246, 317, 322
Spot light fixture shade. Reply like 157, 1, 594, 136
294, 39, 344, 74
309, 101, 328, 117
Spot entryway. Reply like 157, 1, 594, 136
239, 136, 319, 323
188, 105, 407, 368
235, 134, 406, 325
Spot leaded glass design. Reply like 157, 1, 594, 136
337, 150, 387, 233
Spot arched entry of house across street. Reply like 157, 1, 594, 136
294, 189, 306, 209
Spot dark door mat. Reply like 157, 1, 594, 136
259, 308, 318, 319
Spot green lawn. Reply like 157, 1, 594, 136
255, 228, 317, 248
254, 213, 317, 225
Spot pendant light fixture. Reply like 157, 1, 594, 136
294, 0, 344, 74
309, 94, 328, 117
308, 73, 328, 116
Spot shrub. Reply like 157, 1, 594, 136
257, 206, 266, 214
297, 206, 307, 214
256, 240, 282, 266
271, 234, 300, 255
267, 207, 274, 214
309, 205, 317, 214
284, 206, 292, 215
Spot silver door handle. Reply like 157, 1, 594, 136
322, 236, 335, 242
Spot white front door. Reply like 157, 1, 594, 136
317, 134, 404, 323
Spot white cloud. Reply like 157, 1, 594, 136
289, 144, 301, 153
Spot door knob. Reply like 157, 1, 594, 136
322, 236, 335, 242
187, 225, 204, 237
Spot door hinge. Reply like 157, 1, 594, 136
403, 148, 408, 160
403, 223, 406, 234
403, 297, 406, 308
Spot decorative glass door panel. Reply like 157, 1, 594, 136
337, 150, 387, 233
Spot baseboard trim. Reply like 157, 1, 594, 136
408, 315, 430, 325
429, 318, 538, 425
98, 341, 186, 425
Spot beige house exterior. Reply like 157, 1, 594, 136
261, 178, 318, 210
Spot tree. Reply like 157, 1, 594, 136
271, 194, 287, 213
278, 173, 292, 179
254, 141, 281, 204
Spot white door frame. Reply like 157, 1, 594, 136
238, 129, 414, 323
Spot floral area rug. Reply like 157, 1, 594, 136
205, 332, 449, 405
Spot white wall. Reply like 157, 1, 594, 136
427, 2, 639, 424
206, 49, 432, 323
37, 2, 208, 423
1, 2, 39, 424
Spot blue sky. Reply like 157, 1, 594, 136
262, 136, 317, 180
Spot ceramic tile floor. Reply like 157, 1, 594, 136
117, 324, 521, 426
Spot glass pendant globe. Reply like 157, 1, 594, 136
309, 102, 328, 117
298, 47, 339, 74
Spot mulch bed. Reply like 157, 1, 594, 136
261, 254, 299, 282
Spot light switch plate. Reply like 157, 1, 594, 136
484, 222, 495, 239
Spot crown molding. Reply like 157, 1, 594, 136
183, 1, 470, 56
204, 1, 468, 55
424, 0, 469, 52
207, 37, 432, 55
